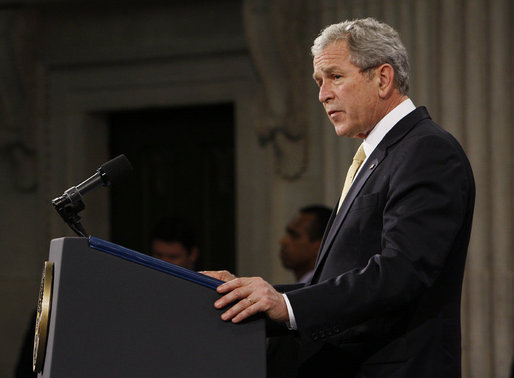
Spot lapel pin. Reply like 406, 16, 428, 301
369, 163, 376, 169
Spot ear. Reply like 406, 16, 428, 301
189, 246, 199, 263
376, 63, 396, 98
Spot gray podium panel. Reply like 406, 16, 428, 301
39, 237, 265, 378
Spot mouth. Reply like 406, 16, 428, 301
327, 109, 342, 117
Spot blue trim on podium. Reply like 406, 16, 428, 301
89, 236, 223, 290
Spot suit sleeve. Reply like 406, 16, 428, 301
285, 133, 474, 343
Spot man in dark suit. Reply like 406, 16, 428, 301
203, 18, 475, 377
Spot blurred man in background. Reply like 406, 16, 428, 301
268, 204, 332, 377
150, 216, 199, 269
279, 205, 332, 284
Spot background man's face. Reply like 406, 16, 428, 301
151, 240, 197, 269
279, 213, 320, 272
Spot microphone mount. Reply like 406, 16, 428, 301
52, 186, 88, 237
51, 154, 132, 237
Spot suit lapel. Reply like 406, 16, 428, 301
311, 107, 431, 283
313, 152, 384, 274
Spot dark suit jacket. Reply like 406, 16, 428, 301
277, 107, 475, 377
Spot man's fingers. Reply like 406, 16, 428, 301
221, 297, 260, 323
231, 302, 260, 323
214, 284, 249, 309
199, 270, 237, 282
216, 277, 247, 293
220, 297, 252, 321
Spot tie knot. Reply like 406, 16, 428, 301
353, 144, 366, 163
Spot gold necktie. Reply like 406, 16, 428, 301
337, 144, 366, 212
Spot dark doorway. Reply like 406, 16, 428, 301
108, 103, 235, 272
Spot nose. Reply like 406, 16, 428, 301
318, 81, 334, 104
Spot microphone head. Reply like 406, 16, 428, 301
99, 154, 133, 186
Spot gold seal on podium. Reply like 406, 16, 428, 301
33, 261, 54, 373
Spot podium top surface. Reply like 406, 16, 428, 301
88, 236, 224, 290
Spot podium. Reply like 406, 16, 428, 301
35, 237, 266, 377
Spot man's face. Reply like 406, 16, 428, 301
151, 240, 198, 269
313, 40, 381, 139
279, 213, 321, 272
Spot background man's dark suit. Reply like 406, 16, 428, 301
282, 107, 475, 377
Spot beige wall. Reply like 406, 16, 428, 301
0, 0, 511, 376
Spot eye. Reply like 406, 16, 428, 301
288, 229, 300, 239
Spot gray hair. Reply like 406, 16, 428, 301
311, 18, 410, 95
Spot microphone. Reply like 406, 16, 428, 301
52, 154, 132, 237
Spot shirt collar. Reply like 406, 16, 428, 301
362, 98, 416, 157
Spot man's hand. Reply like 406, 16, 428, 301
200, 271, 289, 323
214, 277, 289, 324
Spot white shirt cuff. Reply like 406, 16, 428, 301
282, 293, 297, 330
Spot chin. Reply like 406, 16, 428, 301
334, 126, 349, 137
